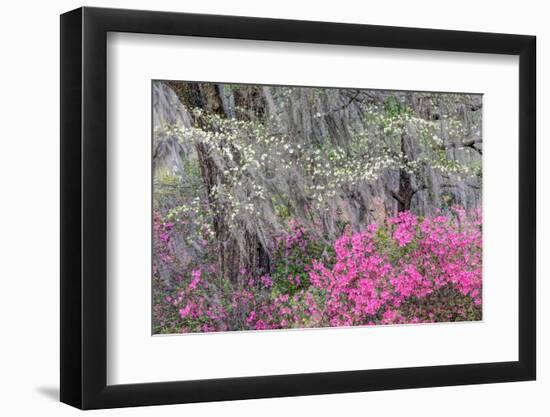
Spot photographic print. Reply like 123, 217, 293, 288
152, 81, 482, 334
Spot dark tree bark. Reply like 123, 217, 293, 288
391, 133, 417, 213
393, 170, 414, 212
233, 85, 267, 120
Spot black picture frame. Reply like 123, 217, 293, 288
60, 6, 536, 410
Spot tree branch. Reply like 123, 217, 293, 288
390, 189, 405, 205
441, 137, 482, 155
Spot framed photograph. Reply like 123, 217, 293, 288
60, 6, 536, 409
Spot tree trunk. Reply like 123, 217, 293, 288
233, 86, 271, 276
167, 82, 236, 284
167, 81, 271, 283
396, 170, 414, 212
391, 133, 415, 213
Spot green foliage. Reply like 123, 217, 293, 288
383, 96, 411, 119
271, 233, 335, 297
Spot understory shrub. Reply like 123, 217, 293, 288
153, 207, 482, 333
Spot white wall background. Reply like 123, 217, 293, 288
0, 0, 545, 415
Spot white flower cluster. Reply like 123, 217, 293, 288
154, 93, 480, 240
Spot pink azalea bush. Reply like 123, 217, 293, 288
153, 207, 482, 333
305, 208, 482, 327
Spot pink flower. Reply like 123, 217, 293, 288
246, 311, 257, 324
179, 305, 191, 319
188, 269, 202, 291
260, 275, 273, 288
390, 211, 418, 247
255, 320, 267, 330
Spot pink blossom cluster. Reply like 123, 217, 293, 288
154, 208, 482, 333
163, 267, 229, 332
280, 218, 308, 256
390, 211, 417, 246
306, 208, 482, 327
